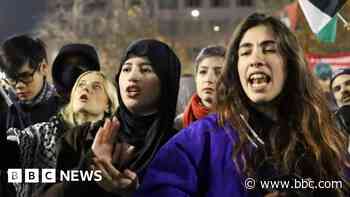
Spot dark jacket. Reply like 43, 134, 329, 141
36, 122, 114, 197
0, 95, 62, 133
37, 39, 181, 197
0, 88, 63, 197
36, 119, 177, 197
335, 105, 350, 134
6, 115, 67, 197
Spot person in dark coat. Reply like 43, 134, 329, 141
330, 68, 350, 152
0, 34, 59, 133
0, 40, 100, 197
37, 39, 181, 197
0, 34, 58, 197
7, 71, 118, 197
135, 13, 350, 197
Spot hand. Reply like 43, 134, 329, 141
92, 157, 139, 195
91, 116, 137, 194
92, 117, 120, 162
92, 116, 135, 168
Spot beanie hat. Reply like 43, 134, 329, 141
52, 43, 100, 101
330, 68, 350, 90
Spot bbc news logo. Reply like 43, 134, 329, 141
8, 169, 102, 183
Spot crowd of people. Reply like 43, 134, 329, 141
0, 12, 349, 197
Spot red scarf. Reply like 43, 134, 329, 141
183, 94, 209, 127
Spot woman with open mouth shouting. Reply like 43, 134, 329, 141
134, 13, 350, 197
38, 39, 181, 197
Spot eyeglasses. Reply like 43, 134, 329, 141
7, 68, 37, 86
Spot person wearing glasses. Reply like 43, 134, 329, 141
7, 71, 118, 197
0, 35, 61, 131
0, 35, 60, 197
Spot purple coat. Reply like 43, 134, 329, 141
135, 114, 260, 197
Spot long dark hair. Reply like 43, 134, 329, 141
216, 13, 349, 195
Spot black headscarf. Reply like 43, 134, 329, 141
115, 39, 181, 172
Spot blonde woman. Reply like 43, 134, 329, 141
39, 39, 181, 197
6, 71, 118, 197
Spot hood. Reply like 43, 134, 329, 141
52, 43, 100, 101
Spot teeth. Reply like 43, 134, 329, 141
249, 73, 269, 84
250, 73, 267, 80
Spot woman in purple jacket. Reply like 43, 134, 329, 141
135, 13, 350, 197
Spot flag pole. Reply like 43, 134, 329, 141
337, 13, 350, 31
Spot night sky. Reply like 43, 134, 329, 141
0, 0, 47, 42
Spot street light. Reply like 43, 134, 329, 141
213, 25, 220, 32
190, 9, 200, 61
191, 9, 200, 19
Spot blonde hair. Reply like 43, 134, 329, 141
60, 71, 118, 127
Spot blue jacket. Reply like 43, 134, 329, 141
135, 114, 259, 197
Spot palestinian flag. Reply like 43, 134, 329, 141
298, 0, 347, 43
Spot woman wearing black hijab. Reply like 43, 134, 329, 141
112, 39, 181, 171
37, 39, 181, 197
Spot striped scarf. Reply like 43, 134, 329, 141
18, 80, 55, 107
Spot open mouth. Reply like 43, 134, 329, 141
126, 85, 141, 97
79, 94, 89, 102
248, 72, 271, 89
